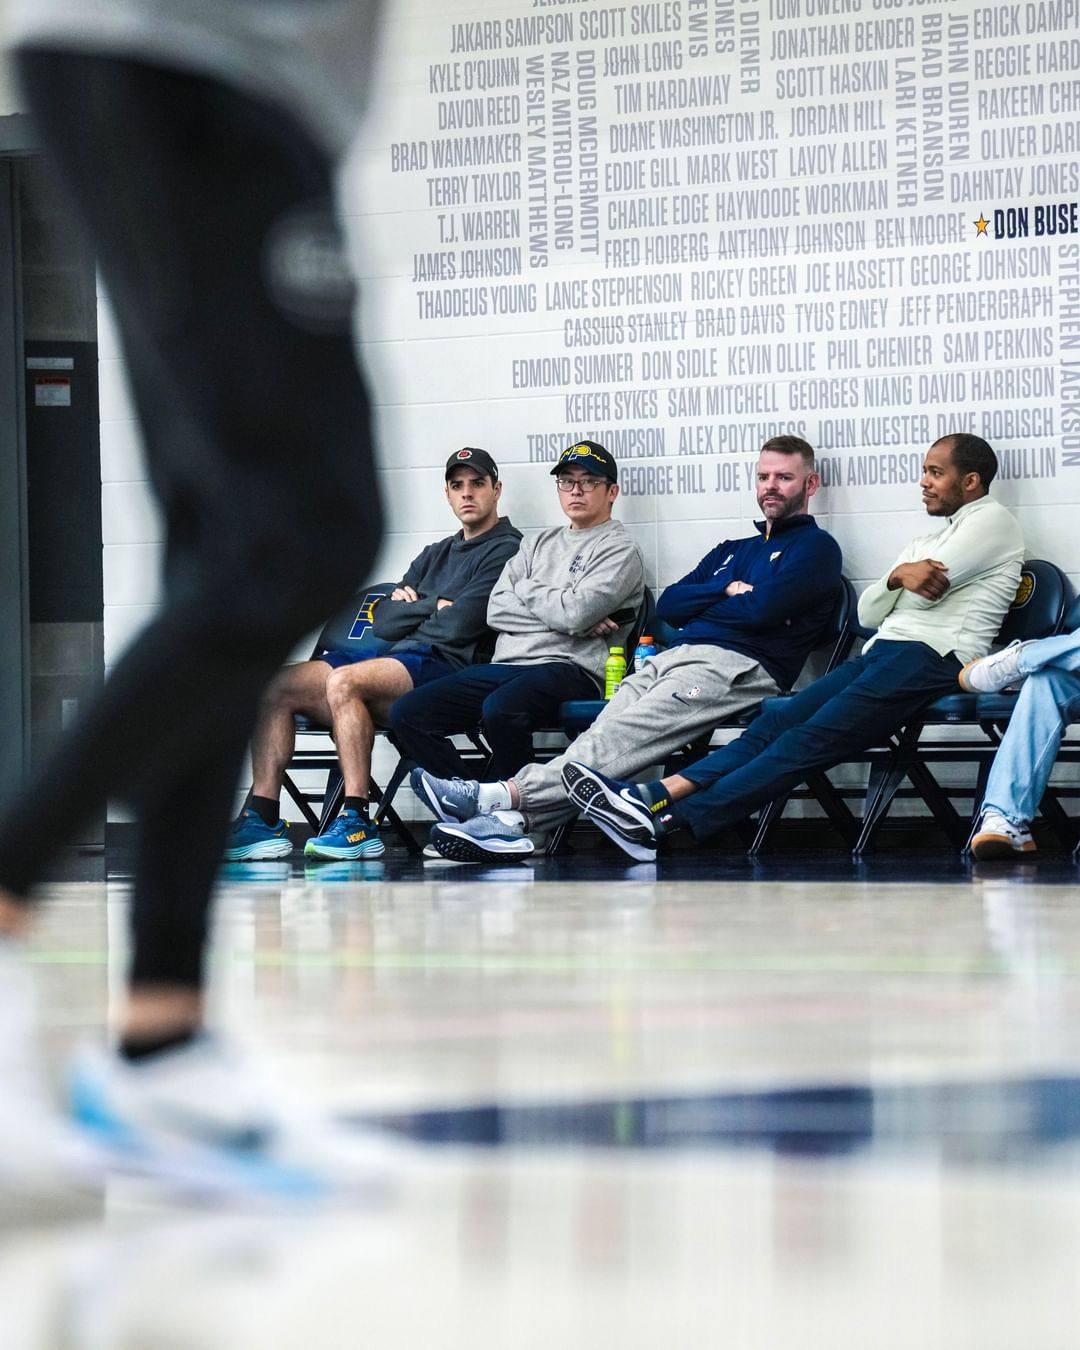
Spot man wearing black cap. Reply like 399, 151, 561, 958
390, 440, 646, 803
227, 448, 520, 860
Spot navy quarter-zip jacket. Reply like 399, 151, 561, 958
655, 514, 843, 689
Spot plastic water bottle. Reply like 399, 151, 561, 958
633, 634, 657, 674
604, 646, 627, 699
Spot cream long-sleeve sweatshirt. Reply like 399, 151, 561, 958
857, 495, 1024, 665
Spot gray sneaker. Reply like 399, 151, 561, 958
429, 812, 535, 863
410, 768, 480, 822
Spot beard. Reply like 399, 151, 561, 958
758, 491, 807, 519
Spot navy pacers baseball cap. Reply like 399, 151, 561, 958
550, 440, 617, 483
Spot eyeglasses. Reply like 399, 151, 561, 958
556, 475, 607, 494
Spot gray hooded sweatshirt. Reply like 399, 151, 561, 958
372, 517, 522, 668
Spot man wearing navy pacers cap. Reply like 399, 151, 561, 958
391, 439, 645, 822
227, 447, 520, 860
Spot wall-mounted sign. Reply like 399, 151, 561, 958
26, 356, 74, 371
34, 376, 71, 407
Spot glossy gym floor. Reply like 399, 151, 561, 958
5, 839, 1080, 1348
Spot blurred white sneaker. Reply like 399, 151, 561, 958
68, 1035, 397, 1202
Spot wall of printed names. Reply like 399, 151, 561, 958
344, 0, 1080, 602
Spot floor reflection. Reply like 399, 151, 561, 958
372, 1074, 1080, 1164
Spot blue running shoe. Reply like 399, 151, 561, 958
429, 811, 534, 863
410, 767, 480, 822
225, 808, 292, 861
560, 761, 665, 861
304, 809, 386, 860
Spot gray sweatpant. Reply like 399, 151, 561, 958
512, 644, 778, 832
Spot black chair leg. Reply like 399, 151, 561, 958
748, 794, 789, 855
970, 759, 991, 822
317, 767, 345, 832
807, 771, 861, 848
368, 772, 421, 855
372, 755, 415, 827
853, 756, 906, 856
546, 821, 571, 856
281, 772, 321, 831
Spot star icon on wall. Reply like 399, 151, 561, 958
974, 214, 990, 236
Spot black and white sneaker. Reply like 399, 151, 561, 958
561, 762, 662, 861
429, 812, 535, 863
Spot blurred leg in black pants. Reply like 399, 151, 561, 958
0, 50, 385, 1194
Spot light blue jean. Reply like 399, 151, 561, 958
983, 631, 1080, 825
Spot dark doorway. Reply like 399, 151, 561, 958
0, 120, 104, 846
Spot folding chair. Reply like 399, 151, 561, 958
280, 582, 421, 853
850, 560, 1070, 854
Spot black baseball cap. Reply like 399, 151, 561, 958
445, 447, 499, 482
550, 440, 617, 483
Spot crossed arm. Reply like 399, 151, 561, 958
487, 539, 644, 637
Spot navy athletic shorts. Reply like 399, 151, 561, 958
318, 643, 454, 688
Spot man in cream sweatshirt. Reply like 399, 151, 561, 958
564, 433, 1025, 859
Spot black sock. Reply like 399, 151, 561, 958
639, 781, 681, 836
118, 1027, 198, 1063
249, 794, 279, 826
343, 796, 369, 818
654, 805, 680, 837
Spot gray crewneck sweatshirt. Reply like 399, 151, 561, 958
487, 518, 646, 686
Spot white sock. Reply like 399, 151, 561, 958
491, 810, 525, 832
476, 781, 513, 813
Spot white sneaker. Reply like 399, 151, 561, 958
959, 640, 1029, 693
0, 944, 100, 1195
970, 810, 1036, 860
68, 1036, 398, 1202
